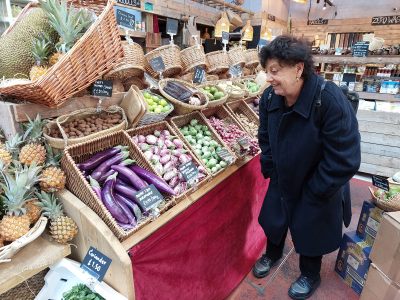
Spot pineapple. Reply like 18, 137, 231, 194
40, 144, 66, 192
19, 115, 47, 166
29, 36, 52, 81
37, 191, 78, 244
0, 134, 23, 167
25, 199, 41, 223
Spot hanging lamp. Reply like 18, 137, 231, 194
215, 11, 230, 38
260, 25, 273, 41
242, 20, 254, 41
293, 0, 307, 3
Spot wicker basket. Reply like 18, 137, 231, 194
158, 79, 209, 115
369, 187, 400, 212
244, 49, 260, 69
216, 80, 247, 101
179, 72, 194, 83
125, 121, 210, 202
43, 106, 128, 150
205, 50, 230, 74
240, 78, 262, 97
228, 47, 246, 68
67, 0, 107, 15
0, 1, 123, 107
198, 83, 228, 108
206, 75, 219, 81
143, 58, 159, 78
137, 89, 174, 126
104, 40, 145, 80
170, 112, 237, 177
61, 130, 175, 241
244, 96, 260, 117
145, 44, 182, 78
225, 100, 259, 138
180, 45, 207, 74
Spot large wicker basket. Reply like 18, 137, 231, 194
369, 187, 400, 212
125, 121, 210, 202
205, 50, 230, 74
137, 89, 174, 126
225, 100, 259, 138
0, 1, 123, 107
61, 131, 174, 241
145, 44, 182, 78
104, 40, 145, 80
228, 47, 246, 68
244, 49, 260, 69
180, 45, 207, 74
170, 112, 237, 177
158, 79, 209, 115
198, 83, 228, 108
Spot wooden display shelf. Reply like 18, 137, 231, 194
358, 92, 400, 102
313, 55, 400, 64
58, 155, 254, 300
118, 28, 146, 38
0, 236, 71, 295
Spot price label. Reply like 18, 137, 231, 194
179, 161, 199, 186
80, 247, 112, 281
193, 66, 206, 84
166, 18, 179, 35
91, 80, 113, 97
352, 41, 369, 57
229, 64, 243, 78
144, 72, 159, 89
134, 184, 164, 211
115, 8, 135, 30
216, 148, 234, 164
237, 136, 250, 149
222, 31, 229, 44
116, 0, 140, 8
149, 56, 165, 73
372, 175, 390, 192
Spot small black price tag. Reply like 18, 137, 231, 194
115, 8, 135, 30
372, 175, 390, 192
237, 136, 250, 149
229, 64, 243, 78
80, 247, 112, 281
166, 18, 179, 35
193, 66, 206, 84
134, 184, 164, 211
216, 148, 234, 164
149, 56, 166, 73
352, 41, 369, 57
179, 161, 199, 186
222, 31, 229, 44
91, 80, 113, 97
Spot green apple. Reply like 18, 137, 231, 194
160, 99, 168, 107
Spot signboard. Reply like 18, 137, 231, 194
268, 14, 276, 22
371, 15, 400, 26
229, 64, 243, 78
166, 18, 179, 35
91, 80, 113, 97
342, 73, 357, 85
80, 247, 112, 281
307, 18, 329, 25
193, 66, 206, 84
116, 0, 140, 8
115, 8, 135, 30
352, 41, 369, 57
237, 136, 250, 149
216, 148, 234, 164
149, 56, 165, 72
134, 184, 164, 211
372, 175, 390, 192
179, 161, 199, 186
222, 31, 229, 44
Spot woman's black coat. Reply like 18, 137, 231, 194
258, 73, 361, 256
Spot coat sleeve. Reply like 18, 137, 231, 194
306, 83, 361, 199
258, 88, 274, 179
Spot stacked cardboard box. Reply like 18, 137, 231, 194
361, 211, 400, 300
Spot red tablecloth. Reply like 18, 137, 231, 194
129, 156, 269, 300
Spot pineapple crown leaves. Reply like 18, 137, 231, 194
5, 133, 24, 158
32, 34, 53, 66
39, 0, 95, 53
22, 114, 47, 144
44, 143, 62, 167
36, 191, 64, 220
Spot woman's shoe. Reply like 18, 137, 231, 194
288, 275, 321, 300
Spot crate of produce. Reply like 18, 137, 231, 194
145, 44, 182, 78
0, 1, 123, 107
228, 47, 246, 68
368, 186, 400, 212
244, 97, 260, 116
43, 106, 128, 150
244, 49, 260, 69
61, 131, 176, 241
126, 121, 210, 202
198, 83, 228, 107
225, 100, 259, 138
170, 112, 237, 177
180, 45, 207, 74
202, 106, 260, 158
205, 50, 230, 74
159, 79, 208, 115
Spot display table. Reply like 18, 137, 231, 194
59, 155, 269, 300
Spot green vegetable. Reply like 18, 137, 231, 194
63, 284, 105, 300
190, 119, 198, 126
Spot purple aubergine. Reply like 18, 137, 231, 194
115, 193, 142, 220
111, 165, 147, 190
77, 146, 125, 171
91, 151, 129, 181
112, 191, 136, 226
98, 169, 116, 185
114, 185, 145, 211
101, 173, 130, 224
116, 177, 130, 187
129, 165, 176, 195
88, 176, 102, 200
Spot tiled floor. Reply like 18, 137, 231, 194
228, 177, 371, 300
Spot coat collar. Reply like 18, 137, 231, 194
267, 73, 321, 118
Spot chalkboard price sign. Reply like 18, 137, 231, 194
91, 80, 113, 97
134, 184, 164, 211
166, 18, 179, 35
229, 64, 243, 78
372, 175, 390, 192
216, 148, 234, 164
352, 41, 369, 57
115, 8, 135, 30
222, 31, 229, 44
371, 15, 400, 26
179, 161, 199, 186
193, 66, 206, 84
237, 136, 250, 149
80, 247, 112, 281
149, 56, 165, 73
307, 18, 328, 25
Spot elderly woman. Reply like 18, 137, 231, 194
253, 35, 361, 299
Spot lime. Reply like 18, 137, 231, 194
143, 92, 151, 99
154, 107, 162, 114
160, 99, 168, 107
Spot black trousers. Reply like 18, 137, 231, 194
266, 229, 322, 280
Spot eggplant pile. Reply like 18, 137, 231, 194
76, 145, 175, 230
132, 129, 208, 195
163, 81, 204, 106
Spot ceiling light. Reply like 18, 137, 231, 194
293, 0, 307, 3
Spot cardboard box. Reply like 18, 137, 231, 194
360, 263, 400, 300
356, 200, 384, 246
370, 211, 400, 285
335, 231, 372, 294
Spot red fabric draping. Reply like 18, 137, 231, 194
129, 155, 269, 300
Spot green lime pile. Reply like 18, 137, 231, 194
142, 91, 172, 114
200, 86, 225, 101
246, 81, 260, 94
